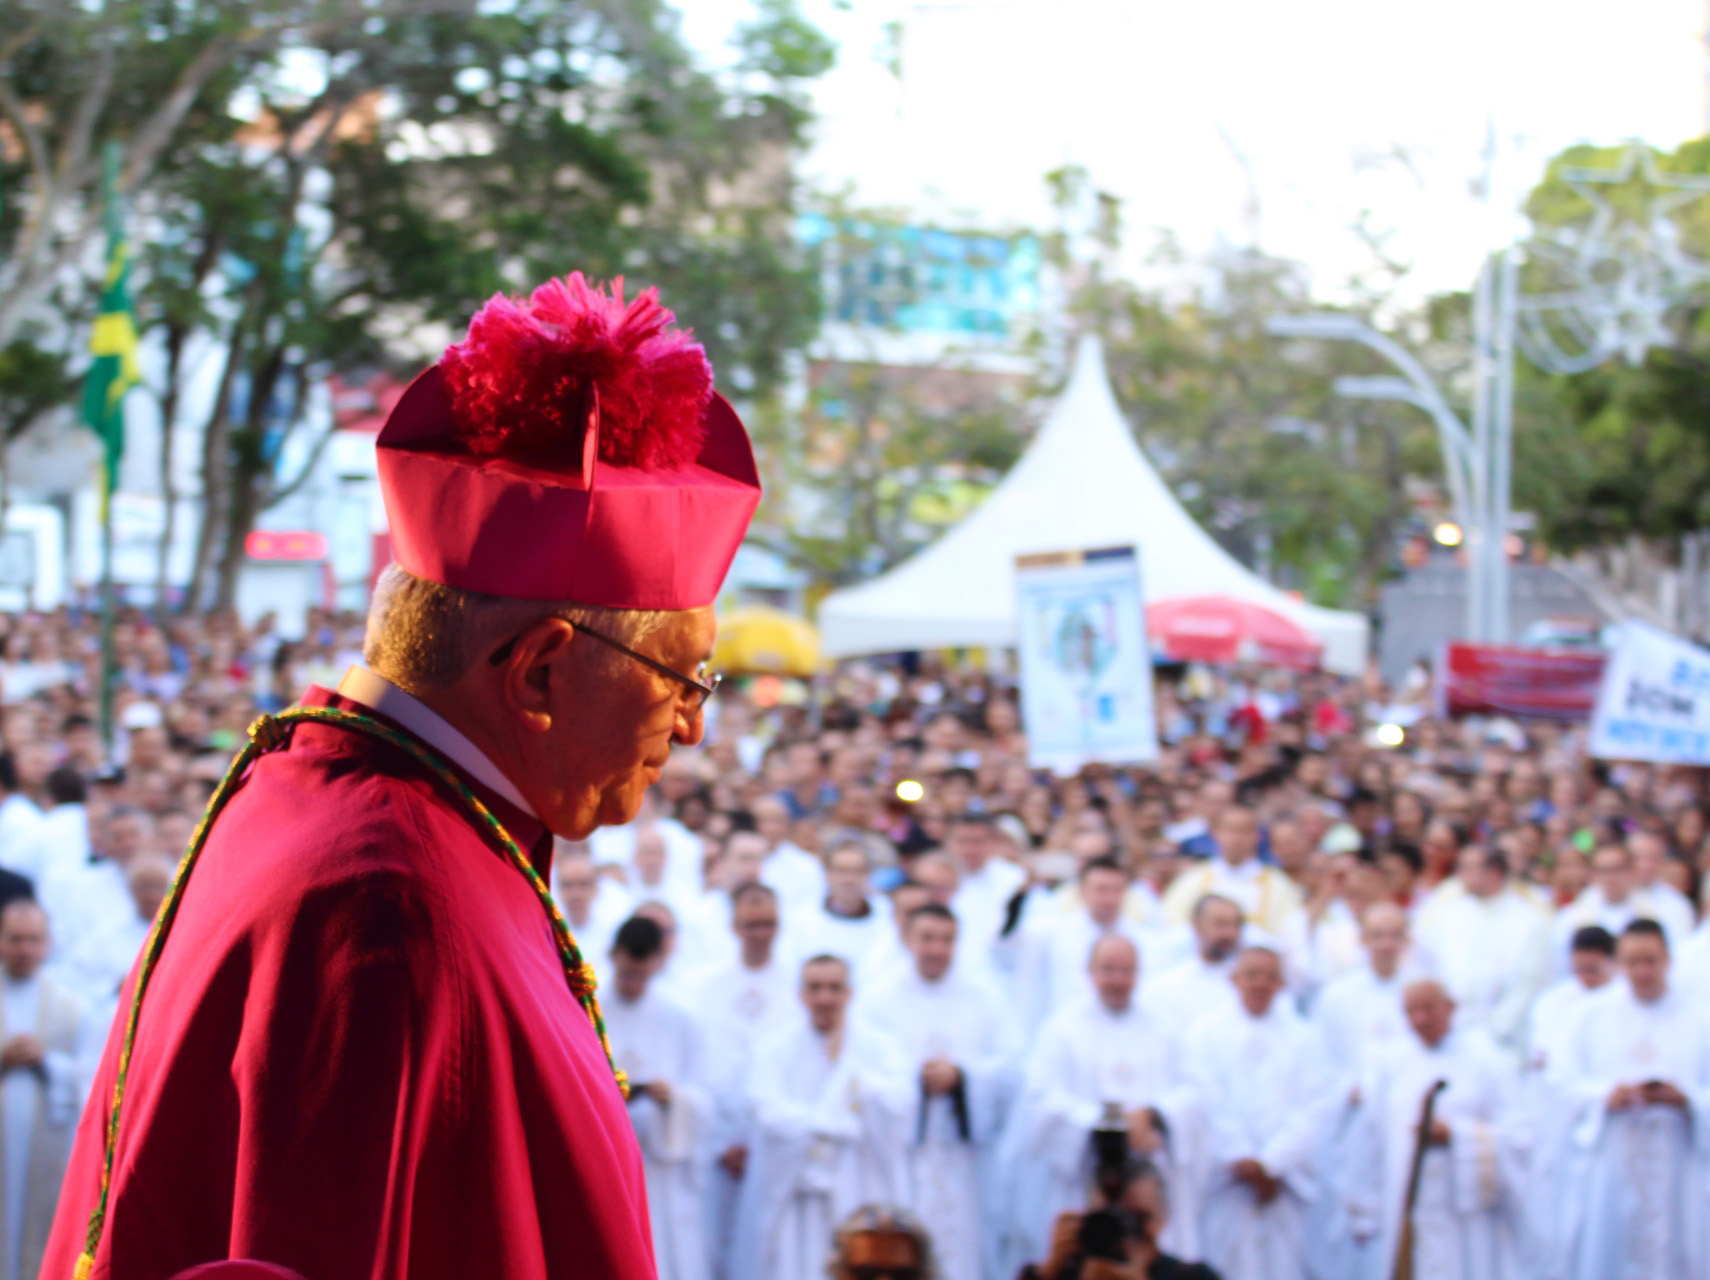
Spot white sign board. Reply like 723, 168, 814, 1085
1589, 620, 1710, 765
1015, 545, 1158, 774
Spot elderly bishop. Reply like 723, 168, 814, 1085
43, 274, 762, 1280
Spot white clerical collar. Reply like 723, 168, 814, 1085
336, 666, 536, 819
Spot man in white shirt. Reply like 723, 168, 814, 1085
1019, 857, 1168, 1028
1550, 842, 1687, 972
733, 955, 911, 1280
1413, 845, 1550, 1055
1162, 806, 1303, 937
1012, 935, 1203, 1269
1312, 902, 1419, 1080
865, 905, 1017, 1280
1625, 830, 1696, 943
946, 815, 1025, 967
786, 840, 890, 983
0, 752, 44, 886
1554, 920, 1710, 1280
602, 917, 711, 1280
1185, 946, 1328, 1280
0, 900, 85, 1280
1523, 923, 1617, 1280
753, 796, 826, 913
684, 883, 793, 1280
57, 855, 171, 1030
1144, 893, 1244, 1038
39, 806, 154, 959
550, 843, 634, 990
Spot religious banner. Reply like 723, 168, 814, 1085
1437, 642, 1607, 721
1589, 620, 1710, 765
1015, 545, 1158, 773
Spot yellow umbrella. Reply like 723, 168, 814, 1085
713, 606, 821, 677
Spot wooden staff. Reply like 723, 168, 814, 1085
1393, 1079, 1448, 1280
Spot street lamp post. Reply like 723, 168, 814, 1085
1266, 306, 1507, 641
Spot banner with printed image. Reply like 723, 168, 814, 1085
1015, 545, 1158, 774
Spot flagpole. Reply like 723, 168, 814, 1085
92, 139, 126, 752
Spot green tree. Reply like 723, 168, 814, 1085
1508, 139, 1710, 553
3, 1, 832, 609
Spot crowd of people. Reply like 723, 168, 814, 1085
0, 604, 1707, 1280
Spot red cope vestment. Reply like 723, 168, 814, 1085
40, 686, 654, 1280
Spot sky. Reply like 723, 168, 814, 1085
677, 0, 1710, 302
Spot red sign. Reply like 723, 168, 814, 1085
245, 530, 329, 561
1437, 643, 1607, 721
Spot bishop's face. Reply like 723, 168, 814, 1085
539, 608, 716, 839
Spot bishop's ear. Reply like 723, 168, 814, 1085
495, 617, 578, 732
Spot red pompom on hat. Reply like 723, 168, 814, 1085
375, 273, 761, 609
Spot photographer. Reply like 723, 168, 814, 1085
1020, 1157, 1219, 1280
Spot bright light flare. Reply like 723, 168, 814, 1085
895, 779, 925, 803
1375, 723, 1406, 748
1432, 522, 1463, 548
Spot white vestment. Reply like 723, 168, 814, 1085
54, 909, 147, 1032
760, 843, 827, 913
603, 987, 711, 1280
1413, 888, 1549, 1053
1350, 1027, 1530, 1280
37, 858, 130, 963
1312, 964, 1413, 1083
0, 798, 41, 885
554, 878, 635, 992
589, 816, 705, 893
1016, 912, 1170, 1030
1547, 886, 1692, 974
1161, 857, 1304, 936
15, 804, 83, 889
1553, 983, 1710, 1280
0, 973, 84, 1280
784, 896, 891, 985
950, 857, 1027, 962
683, 954, 796, 1280
1185, 1003, 1331, 1280
733, 1020, 912, 1280
863, 967, 1018, 1280
1143, 954, 1239, 1041
1010, 997, 1205, 1269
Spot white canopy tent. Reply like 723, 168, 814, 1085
816, 335, 1370, 675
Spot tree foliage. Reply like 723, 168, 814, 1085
1511, 138, 1710, 552
0, 0, 831, 607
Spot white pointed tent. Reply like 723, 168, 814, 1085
817, 336, 1369, 674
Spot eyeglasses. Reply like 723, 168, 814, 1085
489, 621, 721, 711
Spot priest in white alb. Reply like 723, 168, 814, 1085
1413, 845, 1550, 1055
863, 904, 1017, 1280
601, 916, 712, 1280
1351, 978, 1531, 1280
1312, 903, 1420, 1079
785, 840, 891, 984
1553, 919, 1710, 1280
1184, 945, 1329, 1280
734, 954, 912, 1280
1017, 856, 1168, 1028
0, 900, 85, 1280
683, 882, 794, 1280
1142, 893, 1243, 1037
1011, 934, 1204, 1269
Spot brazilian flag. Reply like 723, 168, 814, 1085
81, 143, 139, 513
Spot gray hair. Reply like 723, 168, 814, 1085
363, 564, 671, 695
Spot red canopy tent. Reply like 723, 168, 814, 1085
1148, 594, 1324, 669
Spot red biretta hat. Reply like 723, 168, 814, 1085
376, 273, 761, 609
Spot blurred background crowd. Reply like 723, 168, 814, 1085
0, 603, 1704, 1280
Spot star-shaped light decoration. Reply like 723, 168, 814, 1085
1518, 142, 1710, 373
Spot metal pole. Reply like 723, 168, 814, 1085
1490, 249, 1519, 644
1469, 256, 1495, 642
100, 499, 116, 751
